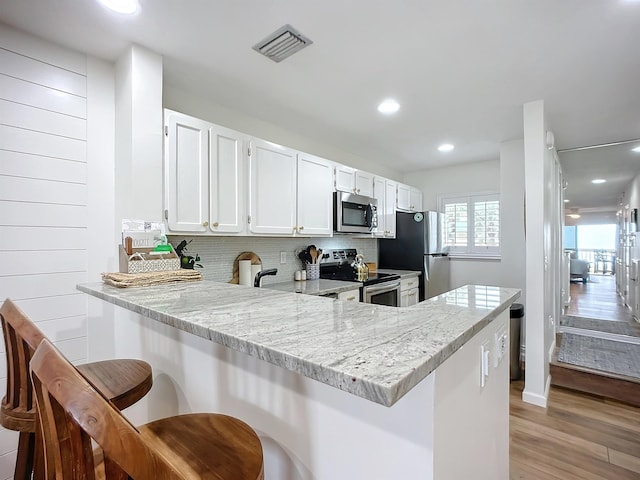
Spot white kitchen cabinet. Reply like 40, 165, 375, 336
164, 110, 209, 233
397, 183, 410, 211
410, 186, 423, 212
355, 170, 374, 197
208, 124, 246, 234
338, 289, 360, 302
248, 137, 297, 235
296, 153, 333, 236
385, 179, 398, 238
165, 110, 246, 234
334, 164, 374, 197
400, 276, 419, 307
397, 183, 423, 212
373, 177, 397, 238
335, 164, 356, 193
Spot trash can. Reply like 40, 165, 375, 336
509, 303, 524, 381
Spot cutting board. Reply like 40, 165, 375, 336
229, 252, 262, 284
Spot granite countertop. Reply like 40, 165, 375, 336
376, 269, 421, 279
78, 281, 520, 407
266, 279, 362, 296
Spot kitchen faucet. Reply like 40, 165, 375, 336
254, 268, 278, 287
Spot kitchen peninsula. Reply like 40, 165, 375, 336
80, 281, 519, 479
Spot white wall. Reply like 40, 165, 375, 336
500, 139, 526, 306
0, 24, 90, 479
407, 159, 505, 289
164, 85, 403, 182
410, 159, 500, 212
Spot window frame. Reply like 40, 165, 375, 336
439, 192, 501, 258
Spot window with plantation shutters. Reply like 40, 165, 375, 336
444, 202, 468, 251
441, 193, 500, 256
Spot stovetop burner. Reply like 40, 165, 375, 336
319, 248, 400, 286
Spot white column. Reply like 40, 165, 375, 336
86, 56, 117, 361
523, 99, 557, 407
114, 45, 163, 224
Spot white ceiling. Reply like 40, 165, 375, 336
560, 142, 640, 213
1, 0, 640, 207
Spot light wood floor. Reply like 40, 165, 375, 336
510, 274, 640, 479
510, 380, 640, 479
565, 274, 634, 323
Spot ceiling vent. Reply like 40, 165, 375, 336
252, 24, 313, 63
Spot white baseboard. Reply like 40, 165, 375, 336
522, 375, 550, 408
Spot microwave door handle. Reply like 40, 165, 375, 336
365, 204, 375, 231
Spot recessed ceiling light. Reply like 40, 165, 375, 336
97, 0, 140, 14
592, 178, 606, 184
632, 146, 640, 153
377, 99, 400, 114
567, 214, 581, 219
438, 143, 455, 152
564, 199, 570, 203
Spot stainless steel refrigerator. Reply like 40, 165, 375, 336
378, 211, 450, 301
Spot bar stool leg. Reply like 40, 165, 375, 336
14, 431, 35, 480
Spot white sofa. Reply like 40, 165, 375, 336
570, 258, 590, 283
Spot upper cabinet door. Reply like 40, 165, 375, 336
209, 125, 245, 234
335, 164, 374, 196
384, 179, 398, 238
335, 164, 355, 193
397, 183, 422, 212
165, 110, 209, 233
409, 187, 423, 212
354, 170, 374, 197
297, 153, 333, 236
373, 177, 398, 238
248, 138, 297, 235
397, 183, 411, 211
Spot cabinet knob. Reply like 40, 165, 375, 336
299, 226, 304, 231
408, 291, 416, 297
202, 221, 209, 227
212, 222, 219, 228
356, 188, 361, 193
346, 296, 356, 301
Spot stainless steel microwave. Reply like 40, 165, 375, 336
333, 192, 378, 234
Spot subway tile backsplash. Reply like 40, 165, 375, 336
167, 236, 378, 286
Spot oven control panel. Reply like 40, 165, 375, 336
324, 249, 358, 263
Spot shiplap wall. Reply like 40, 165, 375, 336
0, 28, 88, 478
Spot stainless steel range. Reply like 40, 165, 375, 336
319, 249, 401, 306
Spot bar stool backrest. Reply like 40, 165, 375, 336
30, 338, 179, 480
0, 299, 46, 431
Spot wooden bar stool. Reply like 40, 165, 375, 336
0, 298, 153, 479
30, 338, 265, 480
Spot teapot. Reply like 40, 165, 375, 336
352, 254, 369, 282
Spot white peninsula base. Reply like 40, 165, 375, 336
88, 297, 509, 480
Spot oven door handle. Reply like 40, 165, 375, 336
365, 281, 401, 294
